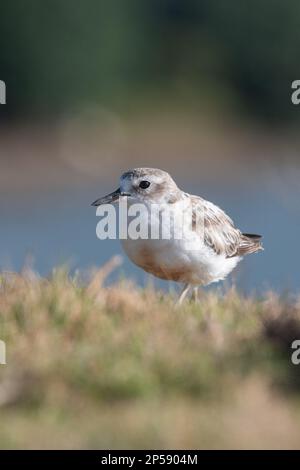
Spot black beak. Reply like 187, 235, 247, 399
91, 188, 130, 206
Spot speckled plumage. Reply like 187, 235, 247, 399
92, 168, 263, 303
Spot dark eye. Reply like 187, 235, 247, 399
139, 180, 150, 189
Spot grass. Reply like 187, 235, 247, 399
0, 258, 300, 449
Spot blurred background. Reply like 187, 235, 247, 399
1, 0, 300, 292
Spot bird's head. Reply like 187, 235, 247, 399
92, 168, 181, 206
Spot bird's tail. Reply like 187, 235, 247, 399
237, 233, 263, 256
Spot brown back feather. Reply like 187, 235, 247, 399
190, 195, 263, 258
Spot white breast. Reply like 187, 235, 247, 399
121, 198, 241, 285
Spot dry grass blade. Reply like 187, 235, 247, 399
0, 260, 300, 449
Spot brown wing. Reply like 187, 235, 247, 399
190, 196, 262, 258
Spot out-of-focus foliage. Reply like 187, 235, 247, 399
1, 263, 300, 448
1, 0, 300, 121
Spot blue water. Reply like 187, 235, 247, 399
1, 178, 299, 294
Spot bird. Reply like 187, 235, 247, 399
92, 168, 263, 304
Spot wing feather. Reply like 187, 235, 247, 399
190, 195, 262, 258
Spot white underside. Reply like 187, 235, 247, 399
122, 237, 240, 285
120, 198, 241, 286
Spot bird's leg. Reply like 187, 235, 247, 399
176, 283, 191, 306
191, 287, 200, 303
